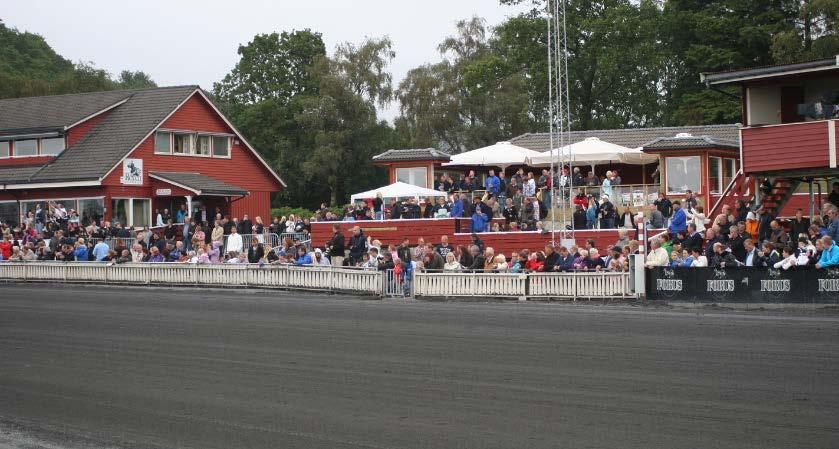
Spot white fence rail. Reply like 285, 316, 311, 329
0, 263, 632, 300
0, 262, 382, 295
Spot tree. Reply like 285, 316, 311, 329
117, 70, 157, 89
772, 0, 839, 63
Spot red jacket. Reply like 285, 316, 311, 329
0, 240, 12, 260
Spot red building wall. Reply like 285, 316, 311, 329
741, 121, 831, 173
65, 110, 112, 148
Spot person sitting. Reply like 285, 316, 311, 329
689, 247, 708, 267
443, 252, 463, 271
773, 246, 797, 270
645, 239, 669, 267
710, 242, 739, 268
467, 245, 485, 271
311, 248, 331, 266
294, 245, 312, 266
816, 236, 839, 269
585, 248, 606, 271
571, 249, 589, 271
557, 246, 575, 272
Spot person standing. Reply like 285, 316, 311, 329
328, 224, 345, 267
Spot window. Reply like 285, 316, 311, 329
40, 137, 64, 156
173, 133, 193, 155
112, 198, 150, 227
78, 198, 105, 225
155, 132, 171, 154
396, 167, 428, 188
212, 136, 230, 157
14, 139, 37, 157
0, 202, 20, 227
723, 158, 736, 191
709, 157, 722, 194
196, 135, 211, 156
0, 141, 8, 158
665, 156, 701, 194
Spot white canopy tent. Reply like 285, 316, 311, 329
442, 141, 543, 170
526, 137, 658, 167
350, 181, 448, 203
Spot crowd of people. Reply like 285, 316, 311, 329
320, 167, 636, 232
644, 193, 839, 270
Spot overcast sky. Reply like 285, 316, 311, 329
4, 0, 532, 121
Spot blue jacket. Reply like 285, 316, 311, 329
586, 206, 597, 223
92, 242, 110, 261
73, 246, 88, 261
471, 211, 488, 233
485, 176, 500, 195
451, 200, 464, 218
827, 219, 839, 243
295, 253, 313, 266
819, 242, 839, 268
669, 208, 687, 234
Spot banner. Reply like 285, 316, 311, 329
647, 266, 839, 303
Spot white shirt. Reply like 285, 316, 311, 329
226, 233, 244, 254
523, 179, 536, 197
685, 210, 709, 232
645, 247, 669, 267
692, 256, 708, 267
774, 255, 797, 270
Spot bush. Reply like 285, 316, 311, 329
270, 205, 347, 220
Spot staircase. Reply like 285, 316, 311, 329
707, 169, 754, 219
757, 178, 800, 216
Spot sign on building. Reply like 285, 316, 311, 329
121, 159, 143, 185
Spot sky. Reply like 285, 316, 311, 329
3, 0, 533, 121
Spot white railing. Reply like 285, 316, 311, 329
0, 262, 382, 295
413, 271, 631, 300
0, 262, 633, 300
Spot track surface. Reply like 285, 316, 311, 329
1, 284, 838, 449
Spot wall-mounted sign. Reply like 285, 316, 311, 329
155, 188, 172, 196
121, 159, 143, 185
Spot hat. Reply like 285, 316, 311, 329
746, 211, 756, 220
314, 248, 323, 254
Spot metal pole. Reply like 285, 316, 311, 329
546, 1, 556, 246
809, 179, 815, 220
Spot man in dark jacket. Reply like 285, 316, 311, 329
348, 226, 367, 264
710, 243, 740, 268
467, 245, 485, 271
247, 241, 264, 264
397, 238, 412, 266
684, 223, 704, 253
542, 245, 560, 272
728, 226, 746, 262
572, 205, 587, 230
328, 224, 345, 266
789, 209, 810, 240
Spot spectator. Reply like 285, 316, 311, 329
572, 205, 587, 230
669, 201, 687, 235
457, 245, 473, 268
816, 236, 839, 268
728, 227, 746, 262
424, 244, 445, 270
758, 242, 780, 267
443, 252, 463, 271
654, 193, 672, 220
645, 238, 669, 267
148, 246, 164, 263
435, 235, 454, 258
328, 224, 345, 267
586, 248, 606, 271
311, 248, 330, 266
790, 209, 811, 240
710, 242, 739, 268
73, 239, 88, 261
768, 220, 789, 249
684, 205, 709, 233
471, 206, 488, 233
92, 239, 110, 262
601, 171, 613, 199
502, 198, 518, 225
826, 206, 839, 242
247, 240, 264, 264
689, 247, 708, 267
467, 245, 485, 271
226, 227, 244, 255
542, 244, 560, 272
773, 246, 797, 270
557, 246, 575, 272
348, 226, 367, 265
599, 195, 615, 229
649, 207, 665, 229
294, 245, 312, 265
828, 182, 839, 208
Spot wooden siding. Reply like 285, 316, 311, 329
230, 190, 271, 221
741, 121, 831, 173
311, 219, 638, 258
65, 110, 111, 148
101, 94, 282, 193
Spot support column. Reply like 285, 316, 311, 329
808, 179, 815, 220
186, 195, 193, 220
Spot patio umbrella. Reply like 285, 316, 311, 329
526, 137, 657, 166
442, 141, 543, 170
350, 182, 448, 203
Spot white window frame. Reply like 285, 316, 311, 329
396, 166, 429, 188
709, 156, 722, 194
111, 197, 152, 228
13, 139, 38, 158
39, 137, 65, 156
211, 135, 231, 159
172, 133, 194, 156
665, 156, 702, 195
195, 134, 212, 157
154, 131, 172, 155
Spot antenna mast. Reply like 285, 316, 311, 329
547, 0, 572, 245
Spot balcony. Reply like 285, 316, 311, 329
740, 120, 837, 175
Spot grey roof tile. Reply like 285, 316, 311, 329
0, 165, 44, 184
0, 90, 132, 134
701, 58, 839, 85
642, 135, 739, 151
509, 124, 741, 152
372, 148, 451, 162
150, 171, 248, 196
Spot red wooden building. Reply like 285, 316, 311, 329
0, 86, 284, 227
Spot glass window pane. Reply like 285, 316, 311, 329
40, 137, 64, 156
155, 132, 171, 154
14, 140, 37, 157
709, 157, 721, 194
173, 134, 192, 155
132, 199, 150, 227
212, 136, 229, 157
396, 167, 428, 188
0, 202, 20, 227
0, 141, 9, 158
197, 135, 211, 156
665, 156, 701, 194
112, 199, 129, 227
78, 198, 105, 226
722, 159, 736, 191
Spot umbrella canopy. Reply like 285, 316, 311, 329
526, 137, 657, 166
442, 141, 543, 169
350, 181, 448, 203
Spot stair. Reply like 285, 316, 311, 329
758, 178, 800, 216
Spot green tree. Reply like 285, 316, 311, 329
772, 0, 839, 63
117, 70, 157, 89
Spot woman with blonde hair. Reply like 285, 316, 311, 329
443, 252, 463, 271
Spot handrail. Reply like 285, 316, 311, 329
707, 168, 749, 219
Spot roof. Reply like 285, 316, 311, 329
372, 148, 451, 163
701, 57, 839, 86
31, 86, 198, 183
0, 90, 131, 135
0, 165, 44, 184
509, 124, 741, 152
642, 135, 739, 151
150, 172, 248, 196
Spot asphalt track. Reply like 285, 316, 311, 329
1, 284, 838, 449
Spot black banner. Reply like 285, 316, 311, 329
646, 267, 839, 303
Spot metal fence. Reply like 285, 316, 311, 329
412, 271, 631, 300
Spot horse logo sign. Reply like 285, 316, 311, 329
121, 159, 143, 185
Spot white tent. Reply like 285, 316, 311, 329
443, 141, 543, 170
526, 137, 658, 166
350, 182, 448, 203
